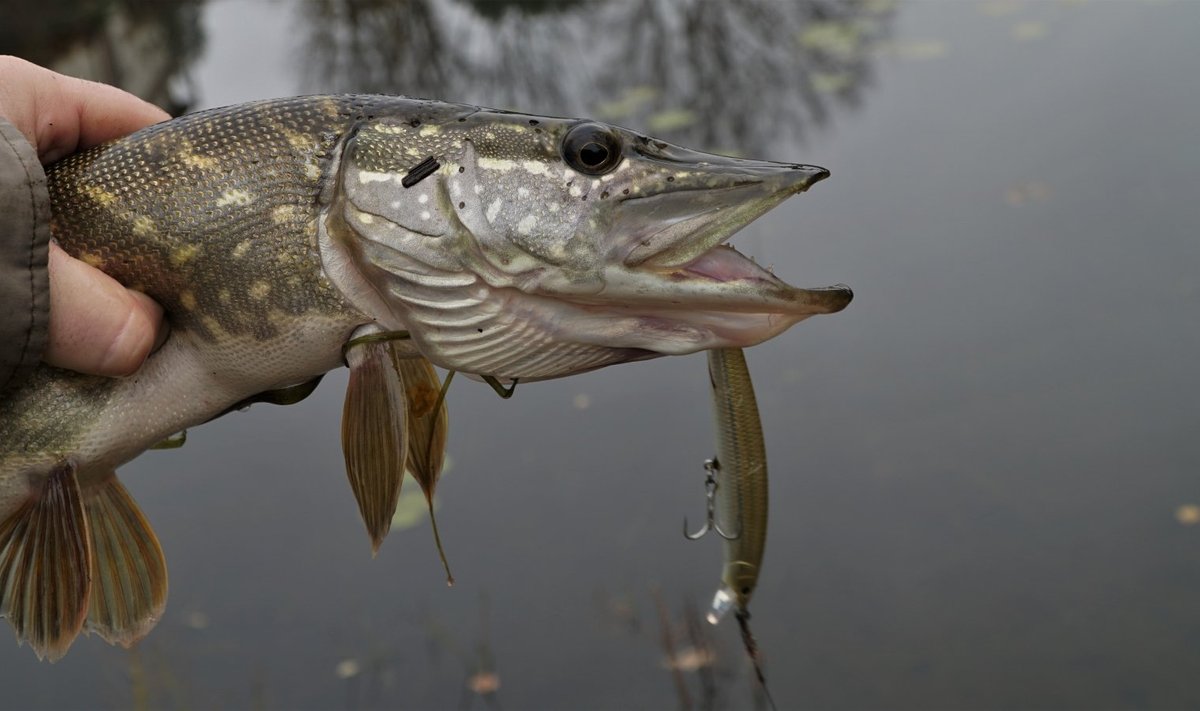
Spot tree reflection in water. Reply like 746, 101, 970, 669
300, 0, 894, 152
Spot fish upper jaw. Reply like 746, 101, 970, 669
612, 144, 830, 269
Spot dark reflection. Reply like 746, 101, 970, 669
301, 0, 893, 151
0, 0, 204, 114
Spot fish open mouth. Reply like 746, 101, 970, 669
600, 157, 850, 317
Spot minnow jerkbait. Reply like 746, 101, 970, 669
0, 95, 851, 660
702, 347, 776, 706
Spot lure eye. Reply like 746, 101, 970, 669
562, 122, 622, 175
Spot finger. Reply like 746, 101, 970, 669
44, 243, 165, 377
52, 73, 170, 154
0, 56, 169, 163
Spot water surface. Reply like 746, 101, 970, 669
2, 1, 1198, 708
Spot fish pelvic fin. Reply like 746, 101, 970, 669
342, 339, 409, 555
0, 461, 91, 661
82, 472, 168, 648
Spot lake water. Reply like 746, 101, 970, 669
2, 1, 1199, 708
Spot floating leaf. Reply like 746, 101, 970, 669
1176, 504, 1200, 526
647, 109, 698, 133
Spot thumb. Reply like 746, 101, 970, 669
44, 243, 165, 376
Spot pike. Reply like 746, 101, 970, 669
0, 95, 852, 660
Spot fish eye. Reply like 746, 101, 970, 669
562, 122, 622, 176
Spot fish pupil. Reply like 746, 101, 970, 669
579, 142, 609, 167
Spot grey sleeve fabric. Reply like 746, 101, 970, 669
0, 116, 51, 396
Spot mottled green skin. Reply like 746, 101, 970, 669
0, 96, 450, 487
48, 95, 405, 339
1, 93, 849, 494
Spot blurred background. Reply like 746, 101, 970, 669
2, 0, 1198, 708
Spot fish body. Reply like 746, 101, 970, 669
0, 95, 850, 659
705, 347, 769, 624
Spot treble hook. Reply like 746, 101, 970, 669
683, 458, 740, 540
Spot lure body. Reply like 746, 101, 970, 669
705, 347, 769, 624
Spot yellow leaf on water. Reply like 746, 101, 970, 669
1012, 21, 1048, 41
1176, 504, 1200, 526
335, 659, 361, 679
798, 21, 863, 58
184, 611, 209, 630
594, 86, 659, 121
647, 109, 697, 133
980, 1, 1022, 17
812, 71, 856, 94
468, 671, 501, 694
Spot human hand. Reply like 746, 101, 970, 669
0, 56, 170, 376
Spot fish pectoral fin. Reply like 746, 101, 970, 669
342, 339, 409, 555
0, 461, 91, 662
392, 357, 454, 586
82, 473, 168, 648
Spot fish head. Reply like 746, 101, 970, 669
323, 105, 852, 380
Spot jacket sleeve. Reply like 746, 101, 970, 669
0, 116, 51, 396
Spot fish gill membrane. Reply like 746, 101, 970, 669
0, 95, 851, 660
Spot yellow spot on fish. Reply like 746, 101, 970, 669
283, 130, 312, 151
357, 212, 375, 224
170, 244, 200, 267
419, 125, 441, 137
516, 214, 537, 235
357, 170, 394, 184
486, 199, 503, 222
200, 315, 223, 335
79, 253, 103, 268
180, 290, 197, 310
522, 161, 552, 177
249, 281, 271, 300
569, 185, 582, 198
131, 215, 156, 236
180, 151, 218, 170
232, 240, 252, 258
83, 184, 117, 207
272, 204, 300, 224
305, 161, 322, 181
217, 189, 253, 207
478, 157, 518, 172
218, 289, 232, 304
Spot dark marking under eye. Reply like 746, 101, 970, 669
402, 156, 440, 188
